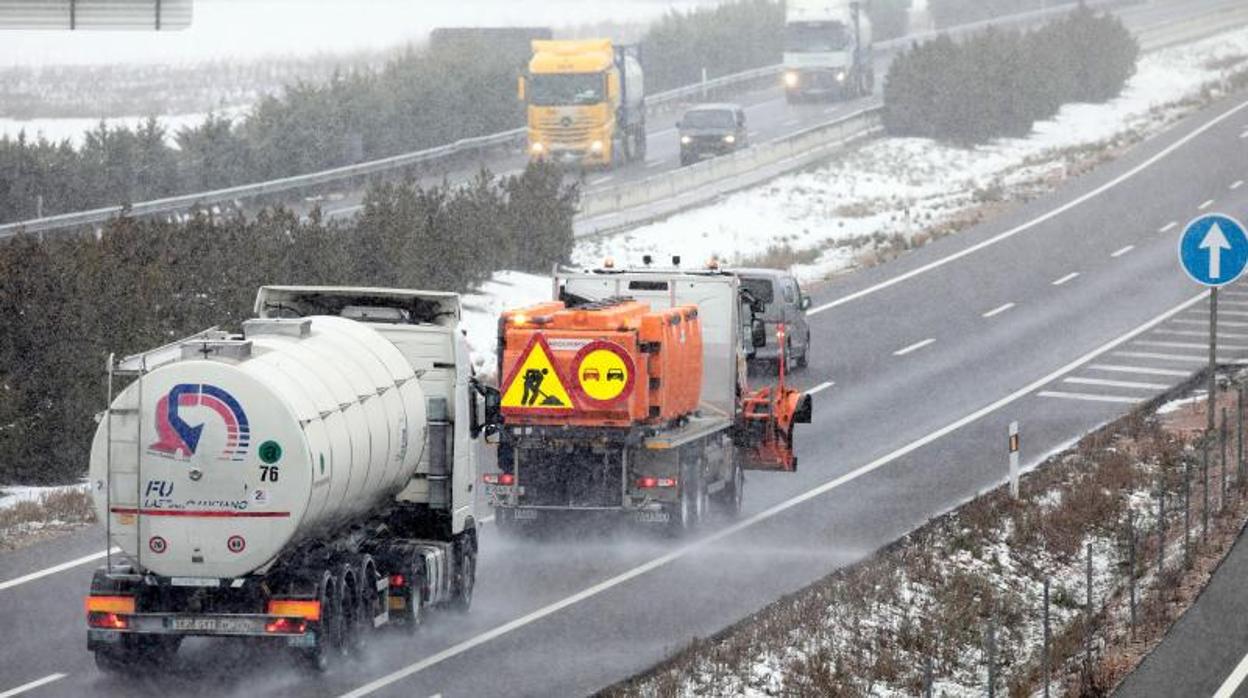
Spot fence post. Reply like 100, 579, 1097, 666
1238, 383, 1244, 487
1085, 542, 1094, 688
1128, 513, 1137, 637
986, 614, 997, 698
1185, 459, 1192, 569
1158, 483, 1166, 576
1222, 407, 1229, 507
1043, 577, 1051, 698
1204, 437, 1211, 543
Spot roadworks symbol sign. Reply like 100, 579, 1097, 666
501, 335, 573, 411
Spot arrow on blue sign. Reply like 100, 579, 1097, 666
1178, 214, 1248, 287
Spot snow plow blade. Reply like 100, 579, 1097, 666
737, 386, 812, 472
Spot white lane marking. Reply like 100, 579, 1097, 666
1160, 221, 1178, 233
327, 204, 364, 218
1200, 199, 1216, 211
823, 107, 839, 115
807, 381, 835, 395
651, 128, 675, 139
1087, 364, 1190, 378
807, 98, 1248, 317
783, 118, 800, 127
1114, 351, 1206, 363
982, 302, 1016, 318
1064, 377, 1170, 390
0, 673, 67, 698
1232, 180, 1244, 190
590, 176, 614, 186
646, 159, 667, 169
1111, 245, 1135, 258
0, 547, 120, 592
1172, 318, 1248, 328
1039, 391, 1141, 405
339, 292, 1209, 698
894, 338, 936, 356
1136, 340, 1248, 351
1052, 272, 1080, 286
1153, 329, 1248, 340
1207, 309, 1248, 318
1213, 646, 1248, 698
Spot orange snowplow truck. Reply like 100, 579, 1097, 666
485, 264, 812, 535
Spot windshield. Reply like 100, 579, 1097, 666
528, 73, 606, 106
740, 277, 775, 305
683, 110, 736, 129
784, 22, 851, 53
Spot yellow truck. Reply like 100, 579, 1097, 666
519, 39, 646, 168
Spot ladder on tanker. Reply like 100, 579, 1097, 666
102, 328, 225, 573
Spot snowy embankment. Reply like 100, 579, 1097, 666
0, 484, 87, 511
576, 26, 1248, 283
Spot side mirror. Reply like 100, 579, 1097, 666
751, 318, 767, 349
675, 121, 684, 130
484, 424, 502, 446
517, 75, 526, 102
470, 380, 503, 438
800, 296, 812, 311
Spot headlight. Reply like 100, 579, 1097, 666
591, 140, 604, 153
680, 135, 692, 145
530, 142, 544, 154
784, 72, 799, 88
723, 135, 736, 144
836, 71, 847, 83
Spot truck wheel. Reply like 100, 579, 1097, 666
635, 130, 647, 161
450, 532, 477, 612
667, 462, 702, 536
714, 460, 745, 518
333, 564, 362, 657
397, 563, 425, 633
299, 572, 338, 671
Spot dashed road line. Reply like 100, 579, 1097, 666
1063, 377, 1170, 391
590, 176, 615, 186
1087, 364, 1190, 378
1199, 199, 1215, 210
982, 302, 1016, 318
1160, 221, 1178, 233
0, 673, 67, 698
1038, 391, 1141, 405
782, 118, 800, 127
894, 338, 936, 357
646, 160, 667, 169
1232, 180, 1244, 190
1213, 645, 1248, 698
807, 381, 835, 395
1111, 245, 1135, 258
1052, 272, 1080, 286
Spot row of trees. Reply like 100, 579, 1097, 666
1, 1, 923, 224
883, 6, 1138, 144
0, 163, 578, 484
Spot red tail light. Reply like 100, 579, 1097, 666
389, 574, 406, 588
88, 612, 129, 629
637, 477, 678, 489
264, 617, 307, 634
483, 473, 516, 485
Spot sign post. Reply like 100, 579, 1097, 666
1178, 214, 1248, 439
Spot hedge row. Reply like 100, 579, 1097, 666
883, 6, 1138, 144
0, 163, 577, 484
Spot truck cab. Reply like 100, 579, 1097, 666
520, 39, 647, 168
783, 0, 874, 102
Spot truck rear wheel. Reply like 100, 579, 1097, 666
333, 563, 364, 657
667, 461, 704, 536
714, 460, 745, 518
299, 571, 338, 671
449, 531, 477, 612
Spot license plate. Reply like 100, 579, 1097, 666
512, 509, 538, 521
485, 484, 524, 497
636, 511, 670, 523
171, 617, 262, 633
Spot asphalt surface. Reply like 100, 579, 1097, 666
5, 2, 1248, 697
1116, 527, 1248, 698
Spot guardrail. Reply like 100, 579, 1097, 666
0, 0, 1149, 239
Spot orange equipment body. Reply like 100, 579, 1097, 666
499, 299, 702, 428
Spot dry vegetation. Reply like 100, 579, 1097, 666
602, 373, 1248, 697
0, 487, 95, 551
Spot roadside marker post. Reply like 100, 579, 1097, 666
1178, 214, 1248, 442
1008, 422, 1021, 499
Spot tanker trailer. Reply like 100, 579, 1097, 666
84, 286, 500, 672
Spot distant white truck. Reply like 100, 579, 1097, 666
783, 0, 874, 102
84, 287, 500, 672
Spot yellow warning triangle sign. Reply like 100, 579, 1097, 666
501, 336, 573, 411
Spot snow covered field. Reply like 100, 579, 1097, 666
0, 105, 250, 148
576, 25, 1248, 283
0, 483, 87, 511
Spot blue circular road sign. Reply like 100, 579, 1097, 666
1178, 214, 1248, 287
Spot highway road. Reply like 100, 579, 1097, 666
7, 27, 1248, 696
311, 0, 1246, 225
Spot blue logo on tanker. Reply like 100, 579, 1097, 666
149, 384, 250, 461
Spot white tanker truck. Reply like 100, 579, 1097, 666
84, 286, 500, 672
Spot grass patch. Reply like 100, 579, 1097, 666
0, 487, 95, 550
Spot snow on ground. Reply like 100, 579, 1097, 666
0, 105, 250, 148
0, 0, 722, 68
0, 483, 87, 510
577, 25, 1248, 284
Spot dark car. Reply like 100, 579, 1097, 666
734, 268, 812, 372
678, 103, 749, 166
